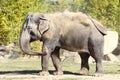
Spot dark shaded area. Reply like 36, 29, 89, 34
0, 70, 81, 75
0, 70, 40, 75
0, 46, 6, 51
113, 43, 120, 55
0, 46, 7, 57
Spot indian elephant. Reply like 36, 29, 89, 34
20, 12, 107, 76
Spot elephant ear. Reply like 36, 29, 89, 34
38, 14, 50, 34
22, 15, 29, 31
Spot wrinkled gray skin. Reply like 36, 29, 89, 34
20, 12, 106, 76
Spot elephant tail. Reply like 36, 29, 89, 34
87, 15, 107, 35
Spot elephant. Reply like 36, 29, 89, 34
20, 12, 107, 76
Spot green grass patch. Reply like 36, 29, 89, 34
0, 58, 120, 75
0, 58, 41, 71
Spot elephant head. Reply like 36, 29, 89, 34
20, 13, 49, 55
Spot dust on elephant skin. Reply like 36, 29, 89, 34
20, 11, 106, 76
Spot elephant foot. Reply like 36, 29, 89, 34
53, 71, 63, 75
39, 71, 49, 76
79, 68, 89, 75
93, 73, 103, 77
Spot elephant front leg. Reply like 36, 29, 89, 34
40, 54, 50, 76
51, 47, 63, 75
39, 40, 57, 76
40, 46, 51, 76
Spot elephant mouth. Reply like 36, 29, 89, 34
29, 29, 42, 41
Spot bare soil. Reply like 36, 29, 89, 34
0, 71, 120, 80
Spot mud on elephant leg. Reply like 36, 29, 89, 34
51, 47, 63, 75
79, 53, 90, 75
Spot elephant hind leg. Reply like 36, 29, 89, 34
79, 52, 90, 75
89, 44, 104, 76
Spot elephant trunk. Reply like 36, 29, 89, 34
20, 29, 42, 56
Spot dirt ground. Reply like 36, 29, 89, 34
0, 72, 120, 80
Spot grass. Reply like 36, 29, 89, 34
0, 58, 120, 74
0, 58, 41, 71
0, 58, 120, 80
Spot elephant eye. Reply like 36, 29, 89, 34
35, 20, 40, 25
27, 27, 32, 30
30, 31, 35, 36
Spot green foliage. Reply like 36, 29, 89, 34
48, 0, 71, 12
0, 0, 120, 45
83, 0, 120, 39
0, 0, 50, 45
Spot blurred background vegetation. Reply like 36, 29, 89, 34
0, 0, 119, 51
